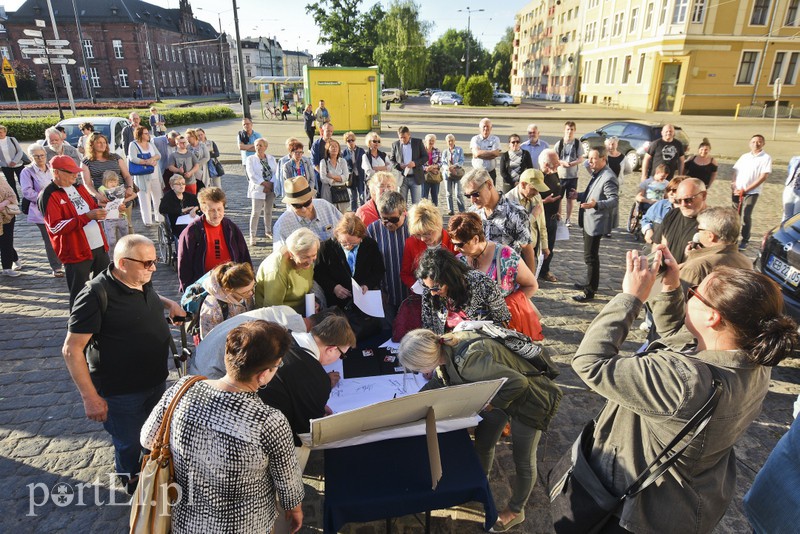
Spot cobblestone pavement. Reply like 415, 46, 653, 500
1, 140, 798, 532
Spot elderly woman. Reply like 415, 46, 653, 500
186, 128, 211, 188
320, 139, 350, 212
246, 138, 277, 245
315, 213, 385, 308
399, 199, 456, 289
127, 126, 163, 226
441, 133, 465, 215
0, 124, 27, 200
199, 262, 255, 340
141, 320, 304, 533
159, 175, 200, 243
567, 248, 800, 533
197, 128, 222, 189
255, 227, 320, 312
355, 171, 397, 227
399, 327, 561, 532
281, 140, 314, 183
499, 133, 533, 194
416, 247, 511, 334
342, 131, 366, 212
448, 212, 541, 340
81, 131, 134, 203
20, 144, 62, 276
0, 174, 19, 277
421, 134, 441, 206
167, 134, 201, 195
537, 149, 564, 283
361, 131, 389, 182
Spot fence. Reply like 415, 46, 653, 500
735, 103, 795, 119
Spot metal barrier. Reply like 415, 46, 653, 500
735, 103, 795, 119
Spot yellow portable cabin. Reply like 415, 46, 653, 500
304, 66, 381, 134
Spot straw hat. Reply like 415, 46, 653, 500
519, 169, 549, 193
283, 176, 316, 205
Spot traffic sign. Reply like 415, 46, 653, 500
19, 48, 46, 56
2, 58, 14, 75
4, 73, 17, 89
45, 39, 70, 47
45, 57, 75, 65
23, 29, 43, 38
46, 48, 74, 55
18, 38, 44, 46
32, 57, 50, 65
35, 19, 46, 28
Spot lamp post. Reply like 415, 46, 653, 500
231, 0, 250, 118
457, 7, 484, 79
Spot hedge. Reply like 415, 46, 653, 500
0, 105, 236, 140
463, 76, 493, 107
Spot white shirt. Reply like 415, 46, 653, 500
401, 143, 413, 176
0, 138, 11, 164
63, 185, 104, 249
733, 151, 772, 195
245, 153, 277, 199
470, 134, 501, 171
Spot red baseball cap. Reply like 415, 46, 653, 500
50, 155, 82, 174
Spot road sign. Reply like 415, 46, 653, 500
45, 39, 70, 47
32, 58, 49, 65
23, 29, 43, 38
19, 48, 46, 56
2, 58, 14, 75
48, 57, 76, 65
4, 74, 16, 89
35, 19, 46, 28
18, 38, 44, 46
46, 48, 74, 55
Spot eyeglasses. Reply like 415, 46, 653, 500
32, 154, 47, 158
381, 216, 401, 225
427, 285, 442, 293
509, 140, 520, 145
334, 347, 348, 359
687, 285, 715, 309
464, 181, 487, 199
676, 192, 703, 205
291, 199, 313, 210
173, 181, 186, 186
451, 240, 466, 248
124, 257, 157, 269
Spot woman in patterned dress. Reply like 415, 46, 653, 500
141, 320, 305, 533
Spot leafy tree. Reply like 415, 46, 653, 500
441, 73, 459, 92
462, 75, 493, 106
455, 75, 467, 96
0, 61, 38, 101
424, 29, 490, 88
306, 0, 385, 66
374, 1, 430, 89
488, 27, 514, 91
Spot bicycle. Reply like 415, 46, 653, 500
261, 102, 280, 120
627, 201, 647, 241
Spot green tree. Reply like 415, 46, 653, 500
462, 75, 493, 106
374, 1, 430, 89
455, 75, 467, 96
424, 29, 490, 88
306, 0, 385, 66
441, 73, 459, 92
488, 27, 514, 91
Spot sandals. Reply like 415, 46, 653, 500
489, 510, 525, 532
53, 269, 65, 278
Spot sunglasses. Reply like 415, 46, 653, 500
381, 216, 401, 224
464, 182, 487, 199
676, 192, 702, 205
451, 241, 465, 248
371, 140, 381, 144
427, 285, 442, 293
347, 138, 356, 142
291, 199, 313, 210
509, 140, 520, 145
687, 285, 714, 309
125, 257, 157, 269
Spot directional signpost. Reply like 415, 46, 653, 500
19, 25, 79, 119
2, 58, 22, 118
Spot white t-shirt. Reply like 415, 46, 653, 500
401, 142, 413, 176
733, 151, 772, 195
63, 185, 104, 249
0, 138, 11, 164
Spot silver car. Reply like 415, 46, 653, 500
430, 91, 463, 105
492, 92, 514, 106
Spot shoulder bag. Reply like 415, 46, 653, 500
547, 379, 723, 534
447, 150, 464, 181
129, 375, 205, 534
128, 143, 155, 176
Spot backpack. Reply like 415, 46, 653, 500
458, 324, 559, 380
181, 271, 229, 339
555, 138, 580, 161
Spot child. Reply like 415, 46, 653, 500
98, 171, 137, 250
636, 163, 669, 207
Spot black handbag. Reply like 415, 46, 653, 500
213, 159, 225, 178
330, 185, 350, 205
547, 379, 722, 534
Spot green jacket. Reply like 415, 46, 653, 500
423, 332, 562, 431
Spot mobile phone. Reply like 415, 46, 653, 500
645, 250, 669, 274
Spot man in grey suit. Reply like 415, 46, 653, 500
572, 146, 618, 302
389, 125, 427, 205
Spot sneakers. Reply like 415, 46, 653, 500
53, 269, 65, 278
565, 221, 573, 228
738, 241, 748, 251
11, 261, 21, 271
639, 320, 652, 332
1, 269, 21, 277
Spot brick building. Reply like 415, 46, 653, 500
4, 0, 231, 100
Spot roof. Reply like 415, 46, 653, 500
248, 76, 303, 84
7, 0, 217, 38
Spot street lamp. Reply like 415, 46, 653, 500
457, 7, 484, 79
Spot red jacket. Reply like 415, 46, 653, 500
400, 230, 455, 288
355, 199, 380, 228
39, 182, 108, 264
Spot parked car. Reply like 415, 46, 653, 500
492, 92, 514, 106
430, 91, 463, 105
40, 116, 131, 158
381, 88, 405, 103
579, 121, 690, 171
420, 87, 442, 97
754, 213, 800, 320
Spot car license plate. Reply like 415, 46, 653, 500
768, 255, 800, 287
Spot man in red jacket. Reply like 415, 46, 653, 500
39, 155, 108, 308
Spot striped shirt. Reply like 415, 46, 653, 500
367, 219, 410, 307
273, 199, 342, 246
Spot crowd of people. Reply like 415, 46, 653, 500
2, 109, 798, 534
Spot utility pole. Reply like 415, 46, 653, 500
216, 14, 229, 96
143, 24, 161, 102
232, 0, 250, 118
70, 0, 94, 103
457, 7, 484, 79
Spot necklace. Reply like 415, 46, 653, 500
220, 378, 255, 393
472, 241, 489, 269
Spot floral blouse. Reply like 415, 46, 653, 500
421, 269, 511, 335
458, 242, 521, 297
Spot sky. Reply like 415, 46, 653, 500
3, 0, 522, 57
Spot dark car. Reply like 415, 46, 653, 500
580, 121, 690, 171
420, 88, 442, 97
754, 214, 800, 320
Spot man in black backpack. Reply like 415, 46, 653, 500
62, 234, 185, 494
553, 121, 584, 227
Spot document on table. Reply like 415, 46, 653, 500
352, 278, 384, 317
326, 373, 423, 414
175, 214, 196, 226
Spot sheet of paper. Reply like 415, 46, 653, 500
352, 278, 384, 318
535, 252, 544, 279
175, 214, 195, 226
378, 338, 400, 350
452, 320, 493, 332
104, 198, 123, 219
326, 373, 423, 414
411, 279, 425, 295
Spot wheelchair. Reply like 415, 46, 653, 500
626, 201, 650, 241
158, 220, 177, 270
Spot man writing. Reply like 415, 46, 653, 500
62, 235, 185, 494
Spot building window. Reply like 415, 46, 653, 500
83, 39, 94, 59
118, 68, 128, 87
737, 51, 760, 84
161, 71, 166, 87
645, 3, 654, 29
751, 0, 771, 25
595, 59, 603, 84
771, 51, 800, 84
168, 71, 174, 87
113, 39, 123, 59
786, 0, 799, 25
613, 13, 624, 36
181, 71, 186, 86
589, 0, 599, 8
585, 22, 596, 42
172, 47, 177, 62
606, 57, 618, 84
637, 53, 646, 83
659, 0, 668, 25
672, 0, 689, 23
584, 60, 592, 84
622, 55, 632, 83
691, 0, 707, 22
630, 8, 639, 32
786, 52, 800, 84
771, 52, 786, 84
89, 67, 100, 88
601, 17, 609, 39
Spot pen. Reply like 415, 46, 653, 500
393, 393, 397, 399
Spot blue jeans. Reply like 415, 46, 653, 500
422, 182, 440, 206
445, 178, 465, 213
473, 407, 542, 513
400, 176, 421, 205
101, 381, 167, 479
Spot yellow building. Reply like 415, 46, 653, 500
577, 0, 800, 114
